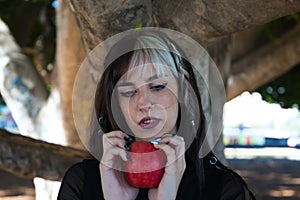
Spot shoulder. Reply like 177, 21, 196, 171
58, 161, 85, 200
204, 154, 254, 200
61, 159, 99, 181
58, 159, 101, 200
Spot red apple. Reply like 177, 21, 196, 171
124, 141, 167, 188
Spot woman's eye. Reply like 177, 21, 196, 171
120, 90, 136, 97
150, 82, 168, 91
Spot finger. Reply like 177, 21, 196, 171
153, 143, 176, 164
103, 131, 132, 149
101, 146, 129, 163
158, 136, 185, 155
155, 136, 185, 162
104, 136, 127, 150
159, 135, 184, 145
104, 130, 129, 139
154, 143, 186, 174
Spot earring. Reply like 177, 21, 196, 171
98, 115, 106, 133
191, 120, 195, 126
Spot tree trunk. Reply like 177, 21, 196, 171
227, 24, 300, 100
69, 0, 300, 50
0, 18, 49, 139
56, 0, 86, 149
0, 129, 89, 181
154, 0, 300, 44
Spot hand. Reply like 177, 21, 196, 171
99, 131, 139, 200
148, 135, 186, 200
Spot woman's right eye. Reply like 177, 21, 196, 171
120, 90, 136, 97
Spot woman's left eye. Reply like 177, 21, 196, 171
150, 82, 168, 91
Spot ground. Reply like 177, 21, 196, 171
0, 158, 299, 199
228, 158, 300, 200
0, 170, 34, 200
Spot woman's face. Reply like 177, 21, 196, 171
116, 64, 178, 140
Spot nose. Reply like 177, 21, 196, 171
136, 87, 153, 110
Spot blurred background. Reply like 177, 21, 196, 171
0, 0, 300, 199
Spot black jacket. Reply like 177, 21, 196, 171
58, 154, 254, 200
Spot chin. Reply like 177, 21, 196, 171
132, 130, 163, 141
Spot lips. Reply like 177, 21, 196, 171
139, 117, 160, 129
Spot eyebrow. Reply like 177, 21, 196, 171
117, 74, 168, 87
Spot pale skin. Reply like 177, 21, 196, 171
99, 65, 186, 200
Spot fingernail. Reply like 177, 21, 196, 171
124, 136, 134, 143
124, 136, 130, 141
149, 138, 161, 144
124, 144, 130, 151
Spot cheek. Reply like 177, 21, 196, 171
164, 96, 179, 124
168, 103, 178, 121
163, 104, 178, 133
119, 100, 131, 120
159, 92, 178, 109
119, 100, 138, 128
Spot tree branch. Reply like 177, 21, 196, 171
155, 0, 300, 44
56, 0, 85, 149
227, 24, 300, 100
69, 0, 300, 49
0, 129, 90, 181
0, 18, 49, 137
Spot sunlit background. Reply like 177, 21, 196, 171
224, 91, 300, 159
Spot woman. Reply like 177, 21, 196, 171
58, 28, 255, 200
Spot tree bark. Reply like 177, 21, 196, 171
0, 18, 49, 138
0, 129, 89, 181
154, 0, 300, 44
56, 0, 86, 149
69, 0, 300, 50
227, 24, 300, 100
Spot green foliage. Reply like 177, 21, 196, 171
261, 21, 278, 42
46, 84, 52, 92
0, 0, 56, 47
285, 13, 300, 21
256, 64, 300, 109
260, 12, 300, 42
256, 13, 300, 110
0, 0, 56, 88
135, 23, 142, 30
27, 19, 45, 47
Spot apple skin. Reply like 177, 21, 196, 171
124, 141, 167, 188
